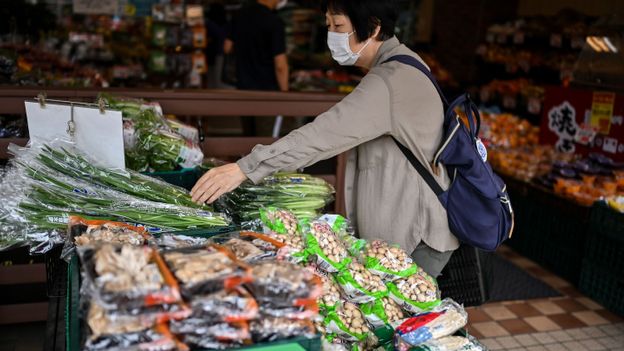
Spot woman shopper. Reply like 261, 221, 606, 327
191, 0, 457, 277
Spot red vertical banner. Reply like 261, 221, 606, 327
540, 87, 624, 162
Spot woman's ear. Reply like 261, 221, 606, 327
373, 25, 382, 41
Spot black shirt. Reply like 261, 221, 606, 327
228, 3, 286, 91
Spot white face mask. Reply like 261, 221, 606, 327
276, 0, 288, 10
327, 31, 371, 66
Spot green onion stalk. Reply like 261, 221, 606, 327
19, 153, 230, 230
99, 93, 145, 119
37, 145, 202, 209
0, 143, 232, 250
218, 173, 335, 222
138, 130, 204, 172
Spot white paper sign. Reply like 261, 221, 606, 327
25, 101, 125, 169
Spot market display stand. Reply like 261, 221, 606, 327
64, 254, 321, 351
0, 87, 346, 214
504, 175, 592, 285
580, 203, 624, 316
0, 246, 47, 324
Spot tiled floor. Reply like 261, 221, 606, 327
466, 246, 624, 350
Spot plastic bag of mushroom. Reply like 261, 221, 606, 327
259, 207, 301, 236
361, 240, 419, 281
334, 261, 388, 304
359, 297, 406, 329
305, 220, 351, 273
387, 267, 442, 314
324, 301, 374, 343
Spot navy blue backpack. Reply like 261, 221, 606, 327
384, 55, 514, 251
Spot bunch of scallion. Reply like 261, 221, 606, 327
101, 94, 204, 172
218, 173, 335, 222
0, 143, 231, 250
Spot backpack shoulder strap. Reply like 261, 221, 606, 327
383, 55, 446, 196
391, 136, 444, 196
382, 54, 449, 107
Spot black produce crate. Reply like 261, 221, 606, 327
586, 202, 624, 274
45, 244, 68, 298
437, 245, 492, 307
579, 259, 624, 317
504, 178, 591, 286
0, 244, 45, 265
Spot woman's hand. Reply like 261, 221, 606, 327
191, 163, 248, 205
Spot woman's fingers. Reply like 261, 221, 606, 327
191, 169, 216, 196
196, 181, 222, 205
190, 163, 249, 205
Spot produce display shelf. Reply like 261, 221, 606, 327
65, 255, 321, 351
504, 176, 592, 285
580, 202, 624, 317
579, 259, 624, 317
585, 202, 624, 274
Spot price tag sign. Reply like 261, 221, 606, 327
575, 124, 598, 145
590, 92, 615, 135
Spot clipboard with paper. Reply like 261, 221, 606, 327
25, 94, 125, 169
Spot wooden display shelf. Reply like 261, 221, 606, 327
0, 87, 343, 116
0, 138, 27, 159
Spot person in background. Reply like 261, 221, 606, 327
225, 0, 289, 135
205, 4, 228, 89
192, 0, 458, 278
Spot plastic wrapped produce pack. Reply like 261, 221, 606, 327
0, 140, 230, 253
77, 244, 182, 311
387, 267, 442, 314
394, 299, 469, 349
305, 220, 351, 273
163, 245, 252, 298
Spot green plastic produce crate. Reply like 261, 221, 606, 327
144, 167, 204, 191
579, 259, 624, 317
65, 253, 320, 351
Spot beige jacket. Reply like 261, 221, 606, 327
238, 37, 459, 253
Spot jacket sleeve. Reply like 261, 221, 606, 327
237, 73, 392, 183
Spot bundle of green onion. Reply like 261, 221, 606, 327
100, 95, 204, 172
0, 142, 231, 251
218, 173, 335, 222
138, 130, 204, 172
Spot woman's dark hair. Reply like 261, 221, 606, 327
321, 0, 398, 42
